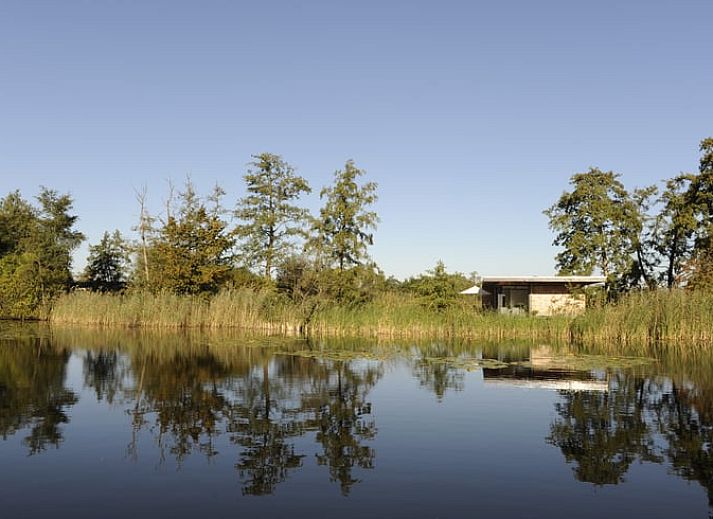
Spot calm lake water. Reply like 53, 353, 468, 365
2, 324, 713, 518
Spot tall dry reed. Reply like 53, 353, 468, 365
569, 289, 713, 348
50, 290, 569, 340
50, 288, 713, 347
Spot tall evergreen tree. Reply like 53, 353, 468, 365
83, 230, 130, 291
312, 160, 378, 272
235, 153, 311, 279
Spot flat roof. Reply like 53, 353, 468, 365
481, 275, 606, 284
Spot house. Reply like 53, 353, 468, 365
460, 275, 605, 316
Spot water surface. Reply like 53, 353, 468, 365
1, 325, 712, 518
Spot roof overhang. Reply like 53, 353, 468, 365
481, 275, 606, 284
459, 285, 481, 295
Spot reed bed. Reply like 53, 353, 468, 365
50, 290, 569, 341
50, 289, 302, 334
50, 288, 713, 347
305, 292, 571, 340
569, 289, 713, 348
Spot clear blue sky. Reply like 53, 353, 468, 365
1, 0, 711, 279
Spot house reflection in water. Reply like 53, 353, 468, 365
482, 346, 609, 392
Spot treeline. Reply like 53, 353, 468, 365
5, 137, 713, 326
545, 137, 713, 295
0, 154, 476, 320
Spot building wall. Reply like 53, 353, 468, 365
529, 292, 585, 316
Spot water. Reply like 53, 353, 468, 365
1, 325, 712, 518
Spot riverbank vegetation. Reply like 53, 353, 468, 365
49, 289, 571, 340
3, 139, 713, 346
48, 287, 713, 346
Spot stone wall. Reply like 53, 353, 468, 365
528, 292, 585, 316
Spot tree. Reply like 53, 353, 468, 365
688, 138, 713, 249
0, 191, 37, 257
403, 261, 476, 311
312, 160, 378, 272
651, 175, 697, 288
83, 231, 130, 292
150, 180, 234, 294
681, 138, 713, 288
544, 168, 645, 290
0, 188, 83, 317
235, 153, 311, 279
0, 192, 41, 317
133, 186, 154, 286
32, 188, 85, 299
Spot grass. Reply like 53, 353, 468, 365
570, 289, 713, 348
50, 288, 302, 333
50, 289, 570, 341
305, 292, 571, 340
49, 287, 713, 347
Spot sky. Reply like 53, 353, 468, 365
1, 0, 711, 279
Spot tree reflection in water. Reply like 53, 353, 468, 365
95, 339, 383, 496
83, 350, 128, 405
412, 348, 464, 401
127, 353, 232, 464
228, 357, 305, 496
0, 337, 78, 454
548, 369, 713, 508
654, 381, 713, 507
306, 360, 379, 495
547, 373, 662, 485
4, 326, 713, 507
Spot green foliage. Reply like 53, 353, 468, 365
227, 266, 269, 290
0, 188, 83, 318
274, 257, 387, 328
318, 264, 386, 306
149, 180, 235, 294
83, 230, 130, 292
680, 139, 713, 288
312, 160, 378, 271
235, 153, 311, 279
0, 191, 36, 256
651, 175, 697, 288
0, 252, 43, 318
544, 168, 646, 290
689, 138, 713, 249
570, 289, 713, 345
544, 138, 713, 293
403, 261, 476, 311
